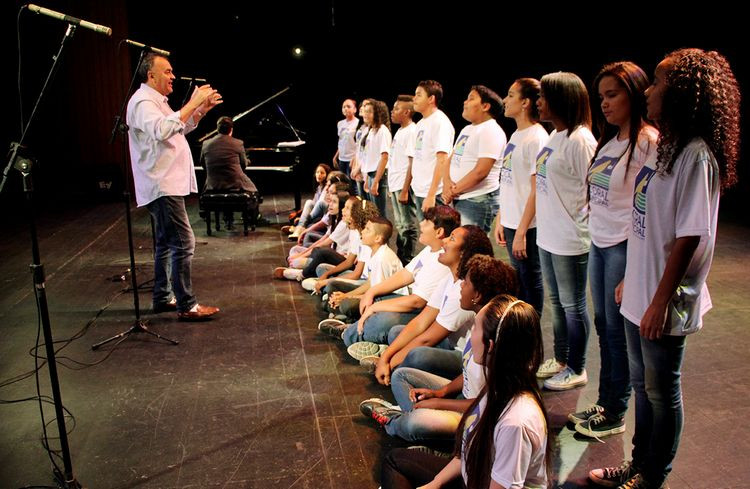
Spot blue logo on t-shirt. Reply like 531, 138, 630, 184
535, 147, 553, 194
500, 143, 516, 185
588, 155, 619, 207
632, 166, 656, 239
414, 129, 425, 159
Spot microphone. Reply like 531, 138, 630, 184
26, 4, 112, 36
123, 39, 171, 57
179, 76, 207, 83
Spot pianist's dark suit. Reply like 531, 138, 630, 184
200, 134, 257, 193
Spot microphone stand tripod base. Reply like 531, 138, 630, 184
92, 319, 178, 350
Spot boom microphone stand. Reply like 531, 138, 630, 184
0, 23, 83, 489
92, 47, 178, 349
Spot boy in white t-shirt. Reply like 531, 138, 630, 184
410, 80, 455, 221
336, 206, 460, 350
388, 95, 419, 263
323, 216, 405, 322
443, 85, 506, 232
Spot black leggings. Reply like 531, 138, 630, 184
380, 448, 464, 489
301, 247, 346, 278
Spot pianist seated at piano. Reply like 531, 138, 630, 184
200, 116, 258, 229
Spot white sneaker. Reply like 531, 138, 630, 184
543, 366, 588, 391
347, 341, 386, 361
536, 358, 565, 379
301, 277, 317, 291
282, 268, 303, 281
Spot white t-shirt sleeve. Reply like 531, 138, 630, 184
435, 280, 475, 333
405, 124, 417, 158
434, 116, 455, 154
524, 132, 547, 176
377, 127, 392, 157
427, 275, 452, 309
674, 147, 715, 238
491, 423, 536, 488
477, 123, 505, 159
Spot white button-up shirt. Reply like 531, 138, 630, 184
127, 83, 199, 206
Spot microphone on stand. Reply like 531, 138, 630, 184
179, 76, 207, 83
26, 4, 112, 36
123, 39, 170, 57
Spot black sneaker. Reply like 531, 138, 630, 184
617, 473, 670, 489
575, 413, 626, 438
568, 404, 604, 424
589, 461, 637, 487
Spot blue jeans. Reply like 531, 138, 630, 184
390, 367, 451, 411
385, 367, 461, 442
539, 248, 591, 373
366, 170, 388, 217
503, 227, 544, 316
589, 241, 630, 418
625, 319, 686, 487
342, 297, 419, 347
146, 196, 197, 313
452, 188, 499, 233
387, 324, 464, 379
390, 189, 418, 264
413, 195, 444, 223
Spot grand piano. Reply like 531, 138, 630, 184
192, 87, 305, 211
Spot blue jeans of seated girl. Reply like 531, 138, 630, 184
384, 367, 462, 441
539, 248, 591, 374
386, 325, 463, 380
342, 301, 419, 347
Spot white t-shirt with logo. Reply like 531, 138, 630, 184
461, 330, 485, 399
337, 117, 359, 161
588, 127, 658, 247
427, 276, 475, 348
405, 246, 452, 301
535, 126, 597, 255
363, 125, 392, 174
621, 138, 718, 336
411, 110, 455, 198
352, 125, 370, 180
449, 119, 507, 200
330, 220, 350, 255
388, 122, 417, 192
461, 394, 548, 489
366, 244, 408, 294
499, 124, 549, 229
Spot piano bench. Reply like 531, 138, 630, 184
198, 191, 263, 236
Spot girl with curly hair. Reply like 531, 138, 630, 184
357, 256, 518, 444
572, 62, 659, 440
371, 225, 495, 384
380, 296, 550, 489
589, 48, 741, 489
362, 99, 393, 216
534, 72, 597, 391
